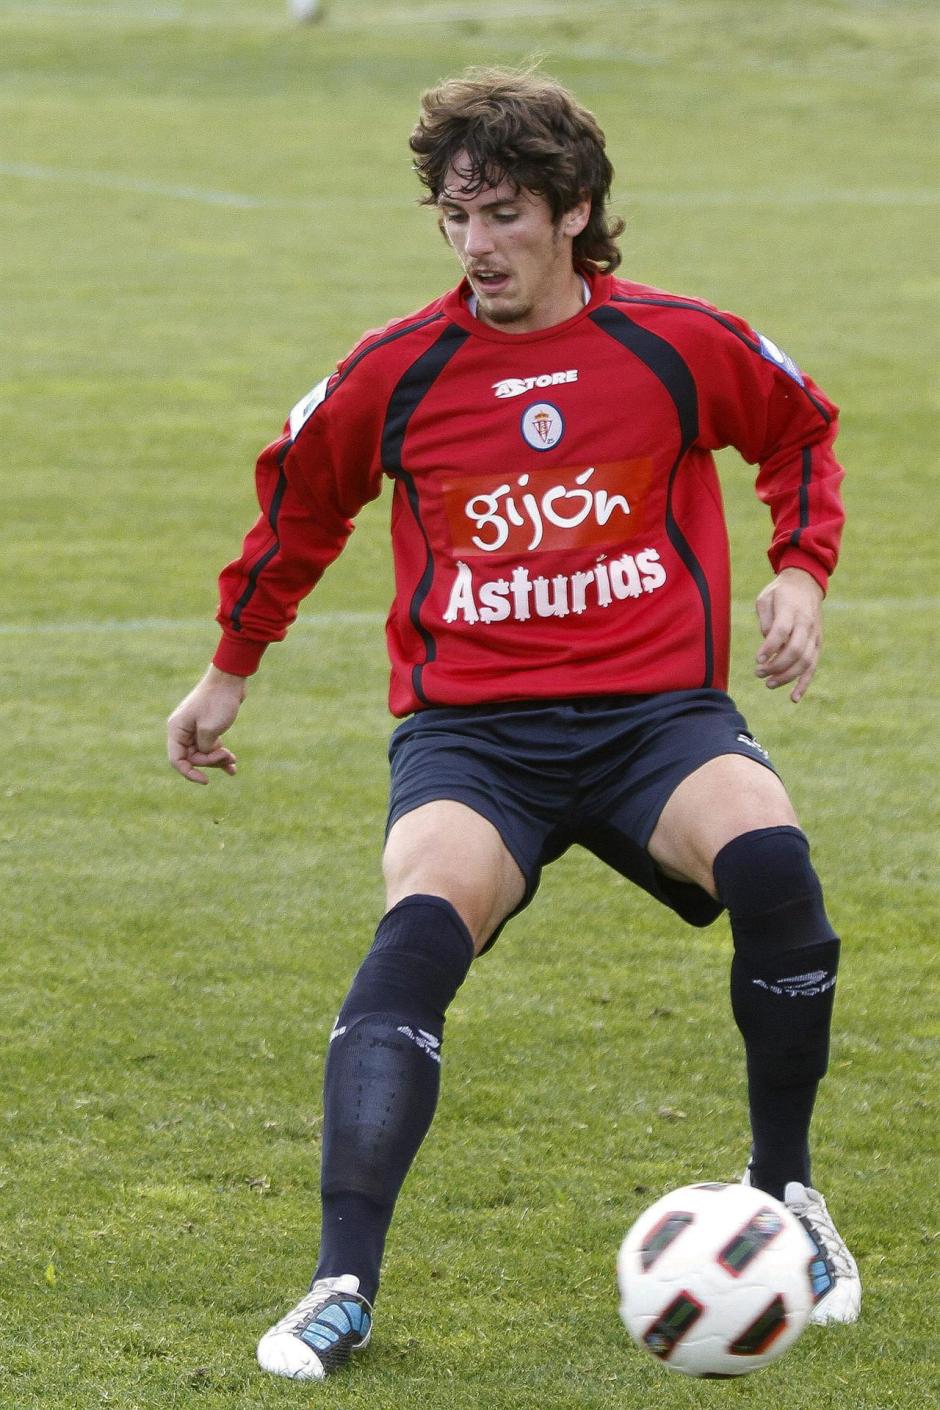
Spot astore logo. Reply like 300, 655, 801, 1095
492, 369, 578, 399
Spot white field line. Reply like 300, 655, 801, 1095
630, 188, 939, 209
0, 599, 935, 636
0, 162, 399, 211
0, 2, 626, 27
0, 613, 384, 636
1, 160, 936, 212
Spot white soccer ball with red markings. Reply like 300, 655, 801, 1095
617, 1182, 815, 1377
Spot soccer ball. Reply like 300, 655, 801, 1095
288, 0, 323, 21
617, 1182, 815, 1377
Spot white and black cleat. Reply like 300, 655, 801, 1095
783, 1181, 861, 1324
742, 1167, 861, 1324
257, 1274, 373, 1380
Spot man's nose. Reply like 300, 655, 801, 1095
464, 216, 495, 258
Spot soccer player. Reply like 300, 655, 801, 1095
167, 67, 861, 1381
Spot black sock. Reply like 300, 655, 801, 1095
743, 1070, 817, 1199
315, 1191, 390, 1298
313, 896, 474, 1303
714, 827, 839, 1200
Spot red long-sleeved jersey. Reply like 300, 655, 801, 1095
213, 272, 844, 716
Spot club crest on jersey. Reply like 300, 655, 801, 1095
757, 333, 804, 386
521, 401, 564, 451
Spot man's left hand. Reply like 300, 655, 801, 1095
754, 568, 825, 703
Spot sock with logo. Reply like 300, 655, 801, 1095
313, 895, 474, 1302
713, 827, 840, 1200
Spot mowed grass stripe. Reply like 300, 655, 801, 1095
3, 162, 935, 210
0, 598, 934, 634
0, 2, 737, 32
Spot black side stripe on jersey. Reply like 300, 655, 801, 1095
381, 322, 471, 705
324, 311, 448, 405
230, 437, 291, 632
288, 314, 448, 452
590, 304, 715, 688
231, 315, 448, 629
611, 294, 833, 426
790, 445, 812, 546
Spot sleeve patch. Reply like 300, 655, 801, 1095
757, 333, 805, 387
289, 374, 330, 439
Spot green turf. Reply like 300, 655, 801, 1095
1, 1, 938, 1406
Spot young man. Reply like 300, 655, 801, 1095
167, 68, 861, 1381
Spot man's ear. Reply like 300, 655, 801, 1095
563, 196, 591, 238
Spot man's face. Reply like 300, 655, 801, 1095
438, 156, 590, 333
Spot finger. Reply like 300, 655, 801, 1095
762, 632, 820, 692
168, 731, 231, 785
195, 727, 224, 755
755, 606, 797, 667
190, 748, 238, 776
755, 590, 777, 639
188, 750, 236, 772
195, 711, 239, 756
169, 755, 209, 785
168, 727, 199, 778
756, 602, 821, 673
789, 660, 817, 703
759, 635, 804, 682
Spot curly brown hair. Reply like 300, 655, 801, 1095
409, 66, 624, 272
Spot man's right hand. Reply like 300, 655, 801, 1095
167, 665, 247, 784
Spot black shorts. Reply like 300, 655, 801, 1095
387, 689, 777, 946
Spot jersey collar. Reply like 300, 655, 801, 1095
444, 269, 613, 343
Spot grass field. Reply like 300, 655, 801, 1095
1, 1, 938, 1406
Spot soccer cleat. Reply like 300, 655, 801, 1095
742, 1166, 861, 1324
256, 1274, 373, 1380
782, 1181, 861, 1325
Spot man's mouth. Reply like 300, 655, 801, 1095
471, 268, 511, 295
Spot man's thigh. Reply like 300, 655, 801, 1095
648, 754, 799, 897
384, 705, 571, 950
383, 800, 526, 954
573, 689, 784, 924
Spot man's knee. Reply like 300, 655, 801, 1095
713, 825, 837, 954
337, 894, 475, 1031
716, 827, 839, 1085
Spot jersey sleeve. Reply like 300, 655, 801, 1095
693, 312, 845, 592
212, 364, 385, 675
